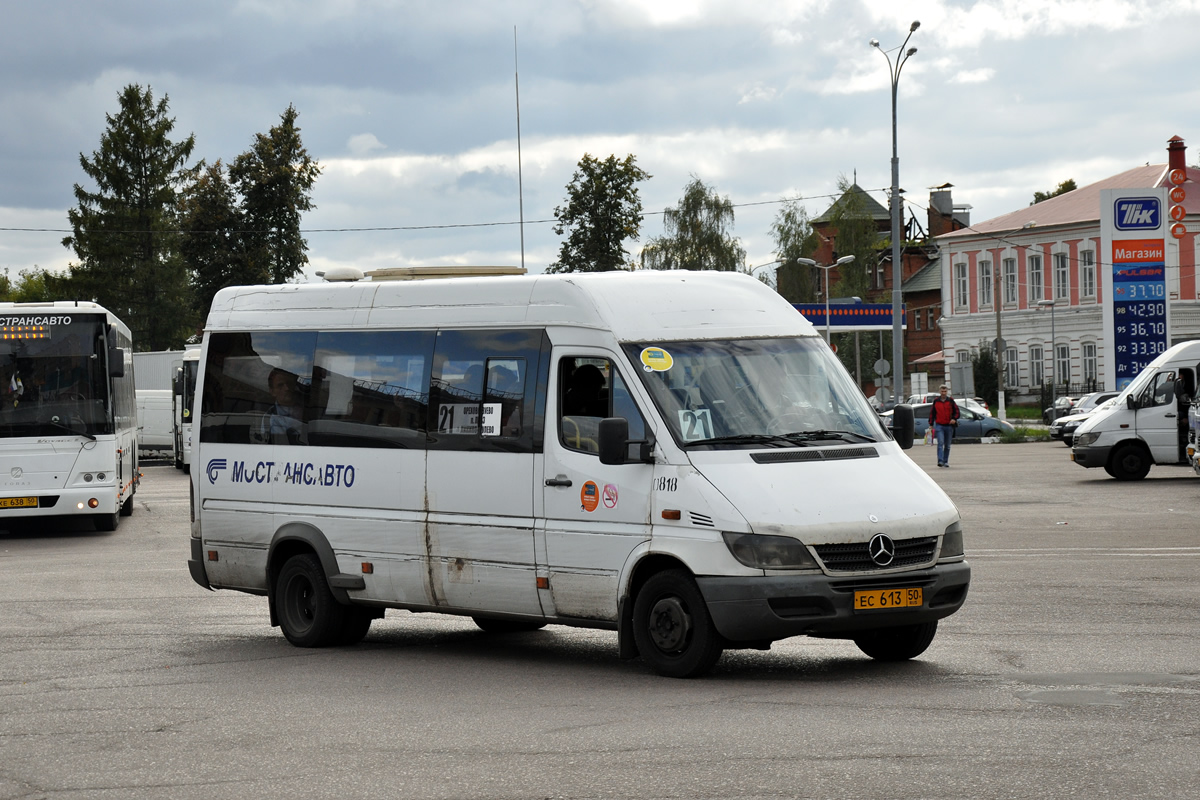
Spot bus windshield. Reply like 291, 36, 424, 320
623, 337, 887, 448
0, 317, 111, 438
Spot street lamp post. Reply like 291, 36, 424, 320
871, 20, 919, 406
1037, 299, 1057, 421
798, 255, 856, 343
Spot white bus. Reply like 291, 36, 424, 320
172, 348, 200, 472
1, 301, 138, 531
188, 271, 968, 677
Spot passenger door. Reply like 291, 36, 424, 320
1136, 369, 1180, 463
424, 329, 548, 617
538, 352, 655, 622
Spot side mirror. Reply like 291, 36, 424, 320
893, 404, 915, 450
108, 346, 126, 378
598, 417, 630, 465
1126, 395, 1138, 411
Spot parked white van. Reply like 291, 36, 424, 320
187, 271, 969, 677
1071, 340, 1200, 480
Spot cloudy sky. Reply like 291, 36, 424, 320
3, 0, 1199, 282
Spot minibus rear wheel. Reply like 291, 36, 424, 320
632, 570, 724, 678
277, 553, 346, 647
853, 621, 937, 661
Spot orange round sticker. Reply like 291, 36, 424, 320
580, 481, 600, 512
1171, 223, 1187, 239
1170, 185, 1186, 203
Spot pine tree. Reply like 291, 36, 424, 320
63, 84, 198, 350
229, 105, 321, 285
181, 161, 249, 321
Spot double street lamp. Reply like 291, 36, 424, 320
798, 255, 856, 343
871, 20, 919, 405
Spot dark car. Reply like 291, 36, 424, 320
883, 402, 1016, 440
1048, 392, 1121, 446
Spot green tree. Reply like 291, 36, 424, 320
640, 176, 746, 271
62, 84, 199, 350
548, 153, 650, 273
181, 160, 251, 319
1031, 179, 1077, 205
229, 105, 321, 285
0, 268, 68, 302
971, 344, 999, 408
769, 198, 819, 302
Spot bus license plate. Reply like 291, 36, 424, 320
854, 587, 922, 611
0, 496, 38, 509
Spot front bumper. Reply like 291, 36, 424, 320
0, 487, 119, 518
1070, 443, 1111, 469
696, 560, 970, 643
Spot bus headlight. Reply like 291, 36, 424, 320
941, 521, 964, 559
1074, 431, 1100, 447
722, 532, 818, 570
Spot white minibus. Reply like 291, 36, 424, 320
172, 347, 200, 472
0, 301, 138, 531
1071, 340, 1200, 480
188, 271, 969, 677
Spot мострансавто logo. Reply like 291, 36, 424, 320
1114, 197, 1161, 231
206, 458, 227, 484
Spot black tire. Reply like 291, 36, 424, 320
472, 616, 547, 633
276, 553, 346, 647
93, 512, 119, 532
119, 494, 133, 517
632, 570, 724, 678
1108, 443, 1152, 481
854, 621, 938, 661
339, 608, 375, 645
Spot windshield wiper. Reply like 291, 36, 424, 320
48, 418, 96, 441
780, 429, 877, 444
682, 434, 802, 448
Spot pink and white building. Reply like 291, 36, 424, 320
935, 138, 1200, 401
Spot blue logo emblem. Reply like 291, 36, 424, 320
1114, 197, 1160, 230
206, 458, 228, 484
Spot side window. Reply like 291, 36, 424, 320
558, 356, 647, 455
307, 330, 434, 448
1148, 371, 1176, 407
429, 329, 545, 453
200, 331, 316, 445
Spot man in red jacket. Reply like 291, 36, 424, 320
928, 384, 960, 468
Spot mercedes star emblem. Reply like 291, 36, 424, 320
868, 533, 896, 567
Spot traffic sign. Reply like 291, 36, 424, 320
873, 358, 890, 376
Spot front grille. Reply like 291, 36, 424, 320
814, 536, 938, 572
751, 447, 878, 464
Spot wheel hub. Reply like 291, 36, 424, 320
648, 596, 691, 652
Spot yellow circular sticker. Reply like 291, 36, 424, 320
640, 347, 674, 372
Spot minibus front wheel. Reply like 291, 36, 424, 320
632, 570, 724, 678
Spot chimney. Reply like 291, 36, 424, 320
1167, 135, 1187, 178
928, 184, 954, 237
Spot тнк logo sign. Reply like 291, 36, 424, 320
1114, 197, 1161, 231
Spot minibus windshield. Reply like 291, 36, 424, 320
0, 318, 111, 438
624, 337, 887, 449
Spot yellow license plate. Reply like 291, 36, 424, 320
854, 587, 922, 611
0, 496, 38, 509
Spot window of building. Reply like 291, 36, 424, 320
1003, 258, 1018, 305
979, 260, 993, 307
1028, 254, 1043, 302
1029, 345, 1044, 387
1055, 343, 1071, 386
1080, 250, 1096, 299
956, 350, 971, 363
1082, 341, 1097, 384
1054, 253, 1069, 300
1005, 347, 1019, 388
954, 263, 968, 308
914, 310, 921, 331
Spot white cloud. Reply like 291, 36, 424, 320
347, 133, 385, 157
951, 68, 995, 84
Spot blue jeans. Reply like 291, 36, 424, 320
934, 423, 955, 465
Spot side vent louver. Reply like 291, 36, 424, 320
689, 512, 715, 527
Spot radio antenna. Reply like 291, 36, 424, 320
514, 27, 526, 271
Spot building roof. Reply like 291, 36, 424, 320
936, 163, 1199, 240
902, 258, 942, 294
813, 183, 891, 225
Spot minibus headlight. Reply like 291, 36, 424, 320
721, 532, 818, 570
941, 521, 964, 559
1073, 431, 1100, 447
